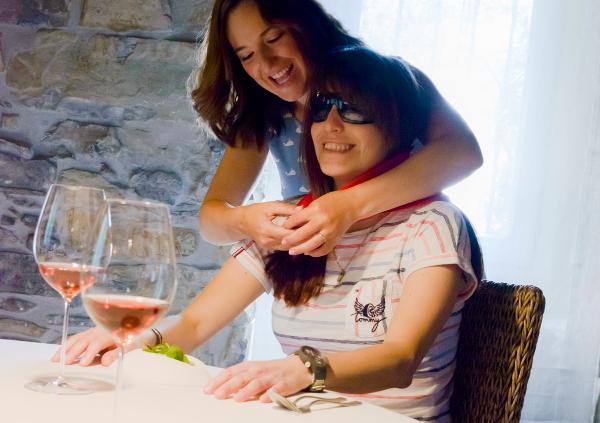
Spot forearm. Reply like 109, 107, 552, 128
349, 134, 482, 220
199, 199, 248, 245
152, 258, 265, 354
135, 314, 203, 354
324, 343, 417, 393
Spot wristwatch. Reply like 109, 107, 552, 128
293, 345, 329, 392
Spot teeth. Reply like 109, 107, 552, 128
271, 64, 292, 80
323, 143, 352, 152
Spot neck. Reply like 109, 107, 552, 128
293, 94, 308, 120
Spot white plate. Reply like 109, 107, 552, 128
121, 349, 212, 388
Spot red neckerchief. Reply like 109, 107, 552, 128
297, 151, 447, 211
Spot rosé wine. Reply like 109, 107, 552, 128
83, 294, 169, 345
38, 262, 101, 302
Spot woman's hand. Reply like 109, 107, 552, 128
239, 201, 297, 250
51, 327, 131, 367
204, 356, 313, 402
281, 190, 358, 257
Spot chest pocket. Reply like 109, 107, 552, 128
345, 279, 393, 338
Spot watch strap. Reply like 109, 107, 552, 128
293, 346, 328, 392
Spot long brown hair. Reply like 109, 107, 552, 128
191, 0, 363, 149
265, 47, 436, 306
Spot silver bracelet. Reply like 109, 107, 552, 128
150, 327, 163, 346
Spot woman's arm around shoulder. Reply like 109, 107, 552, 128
199, 144, 297, 248
282, 72, 482, 256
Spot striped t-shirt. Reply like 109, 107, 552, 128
231, 201, 478, 422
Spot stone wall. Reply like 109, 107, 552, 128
0, 0, 253, 366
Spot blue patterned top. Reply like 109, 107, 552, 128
268, 113, 310, 199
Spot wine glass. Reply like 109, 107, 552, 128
27, 183, 106, 395
80, 199, 177, 392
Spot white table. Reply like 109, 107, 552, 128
0, 339, 417, 423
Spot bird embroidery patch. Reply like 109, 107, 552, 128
346, 280, 390, 337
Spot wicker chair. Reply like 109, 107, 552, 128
450, 280, 545, 423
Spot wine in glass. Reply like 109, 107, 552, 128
27, 183, 106, 394
81, 199, 177, 391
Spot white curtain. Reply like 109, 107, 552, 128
316, 0, 600, 421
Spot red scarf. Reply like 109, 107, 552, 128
296, 151, 447, 211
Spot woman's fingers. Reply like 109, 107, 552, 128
268, 201, 299, 218
51, 328, 117, 367
51, 331, 88, 363
204, 366, 240, 395
232, 378, 272, 402
242, 201, 298, 250
288, 231, 329, 256
99, 347, 120, 367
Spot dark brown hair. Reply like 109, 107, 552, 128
191, 0, 363, 149
266, 47, 443, 306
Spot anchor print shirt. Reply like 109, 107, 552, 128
231, 201, 478, 422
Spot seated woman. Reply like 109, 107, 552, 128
57, 46, 482, 422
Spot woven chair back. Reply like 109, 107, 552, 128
450, 280, 545, 423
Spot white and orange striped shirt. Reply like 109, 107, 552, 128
231, 201, 478, 422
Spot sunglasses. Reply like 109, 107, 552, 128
309, 91, 374, 124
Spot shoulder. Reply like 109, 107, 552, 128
385, 201, 464, 227
382, 201, 467, 248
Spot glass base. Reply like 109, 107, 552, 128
25, 376, 113, 395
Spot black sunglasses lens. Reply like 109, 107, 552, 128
310, 96, 331, 122
310, 93, 372, 124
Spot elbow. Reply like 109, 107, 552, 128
394, 364, 417, 389
388, 350, 421, 389
197, 204, 210, 242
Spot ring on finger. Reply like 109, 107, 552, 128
317, 231, 326, 243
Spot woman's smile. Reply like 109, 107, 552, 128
322, 142, 354, 153
269, 63, 294, 85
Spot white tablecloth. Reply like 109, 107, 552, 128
0, 339, 417, 423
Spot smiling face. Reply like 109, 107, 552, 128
310, 101, 389, 189
226, 0, 309, 104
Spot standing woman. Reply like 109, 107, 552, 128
194, 0, 482, 255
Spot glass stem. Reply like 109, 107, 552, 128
58, 299, 71, 383
116, 346, 124, 391
112, 347, 125, 423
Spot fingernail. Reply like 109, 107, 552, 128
288, 249, 297, 255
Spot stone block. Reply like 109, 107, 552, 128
173, 227, 197, 257
0, 152, 55, 191
0, 317, 46, 339
0, 252, 55, 297
0, 0, 68, 26
1, 215, 16, 226
0, 0, 20, 24
57, 169, 124, 199
0, 296, 36, 313
81, 0, 171, 32
6, 30, 197, 121
170, 266, 215, 312
129, 169, 183, 205
0, 137, 33, 159
169, 0, 212, 34
42, 120, 122, 158
56, 98, 125, 126
1, 114, 19, 128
